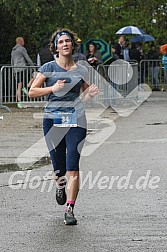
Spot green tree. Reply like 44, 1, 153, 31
1, 0, 167, 63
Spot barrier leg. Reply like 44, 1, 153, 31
0, 104, 12, 112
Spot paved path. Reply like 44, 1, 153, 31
0, 92, 167, 251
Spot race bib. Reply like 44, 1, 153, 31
53, 110, 77, 127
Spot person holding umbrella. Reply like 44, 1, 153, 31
114, 36, 125, 59
129, 43, 141, 63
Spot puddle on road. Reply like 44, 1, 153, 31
0, 156, 51, 173
146, 122, 167, 125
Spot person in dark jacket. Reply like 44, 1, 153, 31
129, 43, 141, 63
129, 43, 145, 84
147, 44, 160, 91
85, 42, 103, 68
114, 36, 125, 59
72, 37, 86, 63
37, 38, 54, 66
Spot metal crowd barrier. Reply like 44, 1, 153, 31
139, 59, 166, 90
87, 62, 139, 107
0, 66, 46, 110
0, 63, 139, 111
0, 65, 12, 111
1, 60, 163, 112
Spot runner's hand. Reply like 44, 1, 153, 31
52, 80, 66, 93
88, 84, 99, 97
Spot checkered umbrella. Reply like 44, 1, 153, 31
81, 38, 112, 64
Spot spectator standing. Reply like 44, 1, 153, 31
11, 37, 34, 107
147, 44, 160, 91
85, 42, 103, 68
85, 41, 109, 105
85, 41, 108, 97
114, 36, 125, 59
129, 43, 141, 63
162, 49, 167, 90
122, 41, 130, 61
37, 38, 54, 66
108, 46, 119, 88
129, 43, 145, 84
72, 38, 86, 63
136, 43, 146, 84
108, 46, 119, 64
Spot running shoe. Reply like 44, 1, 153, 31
17, 102, 23, 108
56, 186, 67, 205
64, 206, 77, 225
22, 87, 28, 95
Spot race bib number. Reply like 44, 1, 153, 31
53, 110, 77, 127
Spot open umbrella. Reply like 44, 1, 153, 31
130, 34, 155, 43
116, 26, 145, 35
81, 38, 112, 64
160, 44, 167, 54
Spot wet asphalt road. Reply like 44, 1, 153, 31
0, 92, 167, 251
